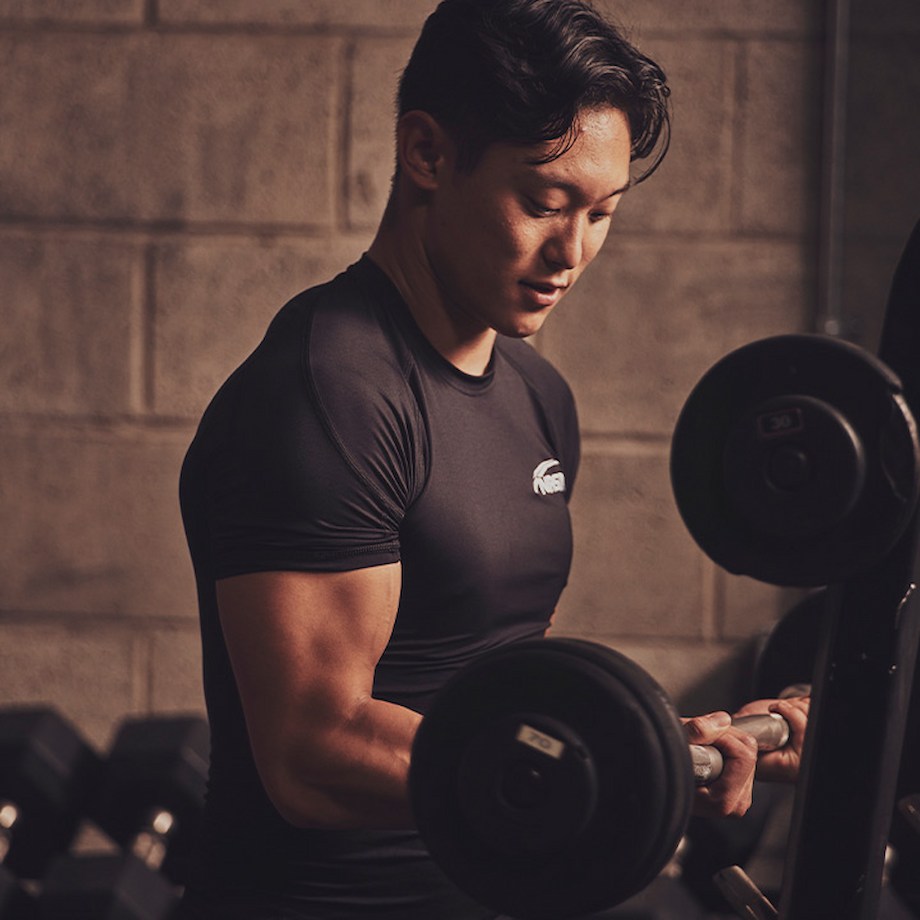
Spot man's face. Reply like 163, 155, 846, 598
424, 105, 632, 342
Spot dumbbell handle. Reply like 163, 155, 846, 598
690, 712, 791, 785
0, 801, 18, 864
130, 807, 176, 870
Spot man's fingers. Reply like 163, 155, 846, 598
683, 710, 732, 744
689, 723, 759, 818
768, 696, 810, 735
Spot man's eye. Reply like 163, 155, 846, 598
590, 211, 613, 223
527, 198, 560, 217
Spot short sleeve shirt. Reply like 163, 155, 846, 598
179, 255, 580, 915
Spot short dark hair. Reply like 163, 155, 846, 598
397, 0, 670, 182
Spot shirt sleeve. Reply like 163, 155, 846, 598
201, 291, 427, 578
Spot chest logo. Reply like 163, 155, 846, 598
533, 459, 566, 496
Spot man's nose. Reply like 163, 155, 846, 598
543, 217, 583, 271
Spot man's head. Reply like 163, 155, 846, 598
397, 0, 670, 180
370, 0, 671, 367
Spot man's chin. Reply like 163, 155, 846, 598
503, 309, 553, 340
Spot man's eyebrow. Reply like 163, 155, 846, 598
526, 174, 633, 199
604, 180, 632, 198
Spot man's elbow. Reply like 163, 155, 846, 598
259, 758, 346, 829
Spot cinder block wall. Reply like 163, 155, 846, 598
0, 0, 892, 749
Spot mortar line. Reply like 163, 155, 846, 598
0, 216, 806, 244
143, 244, 158, 414
728, 39, 746, 231
337, 38, 356, 233
131, 632, 154, 713
700, 557, 721, 641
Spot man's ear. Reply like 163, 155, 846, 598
396, 110, 454, 191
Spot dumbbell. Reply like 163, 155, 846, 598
0, 708, 102, 918
0, 804, 34, 920
409, 637, 799, 920
40, 714, 208, 920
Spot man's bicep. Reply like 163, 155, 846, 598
214, 564, 417, 827
216, 565, 402, 744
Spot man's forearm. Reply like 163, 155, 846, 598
258, 695, 423, 830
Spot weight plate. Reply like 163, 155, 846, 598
456, 711, 598, 858
671, 335, 920, 587
410, 638, 693, 920
723, 395, 866, 540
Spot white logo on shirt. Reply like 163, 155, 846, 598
533, 459, 566, 496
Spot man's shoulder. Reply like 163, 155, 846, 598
277, 258, 387, 333
264, 258, 414, 381
310, 263, 414, 382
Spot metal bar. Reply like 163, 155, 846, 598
815, 0, 851, 337
778, 571, 920, 919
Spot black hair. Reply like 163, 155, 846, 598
397, 0, 670, 182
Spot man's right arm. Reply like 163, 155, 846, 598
216, 563, 421, 830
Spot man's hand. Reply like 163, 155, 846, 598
733, 693, 810, 784
683, 711, 759, 818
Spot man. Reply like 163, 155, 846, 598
177, 1, 808, 917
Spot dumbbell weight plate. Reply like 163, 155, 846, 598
671, 334, 920, 587
410, 638, 694, 920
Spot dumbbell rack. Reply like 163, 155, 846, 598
778, 220, 920, 919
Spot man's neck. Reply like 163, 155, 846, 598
367, 218, 496, 377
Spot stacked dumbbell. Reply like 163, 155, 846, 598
0, 707, 102, 918
39, 714, 209, 920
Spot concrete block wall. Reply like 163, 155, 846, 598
0, 0, 854, 752
842, 0, 920, 348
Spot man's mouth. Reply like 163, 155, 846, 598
522, 280, 567, 294
520, 280, 568, 308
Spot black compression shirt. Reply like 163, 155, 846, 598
178, 255, 580, 917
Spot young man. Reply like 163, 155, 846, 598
177, 1, 808, 917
